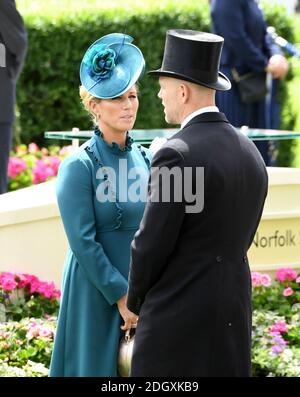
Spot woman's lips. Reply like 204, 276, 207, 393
121, 115, 134, 120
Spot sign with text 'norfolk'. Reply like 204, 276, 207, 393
248, 217, 300, 270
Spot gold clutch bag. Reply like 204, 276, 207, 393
118, 325, 136, 377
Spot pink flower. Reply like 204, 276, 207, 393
283, 287, 293, 297
270, 321, 288, 334
271, 345, 283, 355
261, 274, 272, 287
39, 328, 53, 338
28, 143, 39, 154
26, 327, 39, 340
1, 278, 17, 291
7, 157, 27, 178
17, 273, 39, 289
251, 272, 262, 287
38, 281, 61, 299
276, 268, 298, 282
251, 272, 272, 287
32, 156, 61, 184
296, 277, 300, 283
26, 323, 53, 339
52, 289, 61, 299
29, 279, 42, 294
47, 156, 61, 174
0, 272, 17, 291
1, 271, 61, 301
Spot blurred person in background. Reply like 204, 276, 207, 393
210, 0, 289, 165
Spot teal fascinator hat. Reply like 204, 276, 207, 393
80, 33, 145, 99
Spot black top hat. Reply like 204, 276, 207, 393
148, 29, 231, 91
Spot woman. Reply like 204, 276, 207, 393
49, 33, 152, 376
210, 0, 289, 165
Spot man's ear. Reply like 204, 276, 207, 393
180, 83, 190, 104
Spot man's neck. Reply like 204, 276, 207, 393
180, 102, 215, 124
180, 105, 219, 129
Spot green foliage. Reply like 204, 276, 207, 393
0, 317, 56, 371
7, 142, 72, 191
0, 359, 49, 377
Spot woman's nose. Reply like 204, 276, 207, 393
123, 98, 132, 109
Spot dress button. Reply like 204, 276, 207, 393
243, 256, 247, 263
216, 255, 223, 263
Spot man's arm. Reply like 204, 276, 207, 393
127, 146, 186, 315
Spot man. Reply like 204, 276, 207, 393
0, 0, 27, 194
127, 29, 268, 376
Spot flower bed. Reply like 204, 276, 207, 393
251, 268, 300, 376
0, 316, 56, 372
0, 271, 60, 376
0, 272, 60, 321
7, 143, 73, 191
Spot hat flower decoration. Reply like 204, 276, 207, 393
80, 33, 145, 99
86, 45, 116, 79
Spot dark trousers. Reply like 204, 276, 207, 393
0, 122, 13, 194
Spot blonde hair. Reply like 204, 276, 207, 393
79, 85, 100, 125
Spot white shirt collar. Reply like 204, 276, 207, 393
181, 106, 219, 129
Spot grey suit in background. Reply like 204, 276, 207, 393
0, 0, 27, 194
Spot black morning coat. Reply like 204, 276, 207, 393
127, 112, 268, 377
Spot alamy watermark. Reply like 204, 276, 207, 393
95, 159, 204, 214
0, 43, 6, 68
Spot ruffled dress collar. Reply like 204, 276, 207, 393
94, 126, 133, 155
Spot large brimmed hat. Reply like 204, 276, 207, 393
148, 29, 231, 91
80, 33, 145, 99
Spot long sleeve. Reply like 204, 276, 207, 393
211, 0, 268, 72
127, 147, 186, 315
264, 31, 284, 58
56, 155, 128, 305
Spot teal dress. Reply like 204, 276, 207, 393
49, 128, 152, 376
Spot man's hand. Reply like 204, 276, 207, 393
266, 54, 289, 79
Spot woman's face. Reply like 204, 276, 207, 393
92, 85, 139, 134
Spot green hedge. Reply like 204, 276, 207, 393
16, 2, 297, 165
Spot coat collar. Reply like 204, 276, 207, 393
183, 112, 230, 129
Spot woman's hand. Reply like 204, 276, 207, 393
266, 54, 289, 79
117, 293, 138, 331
